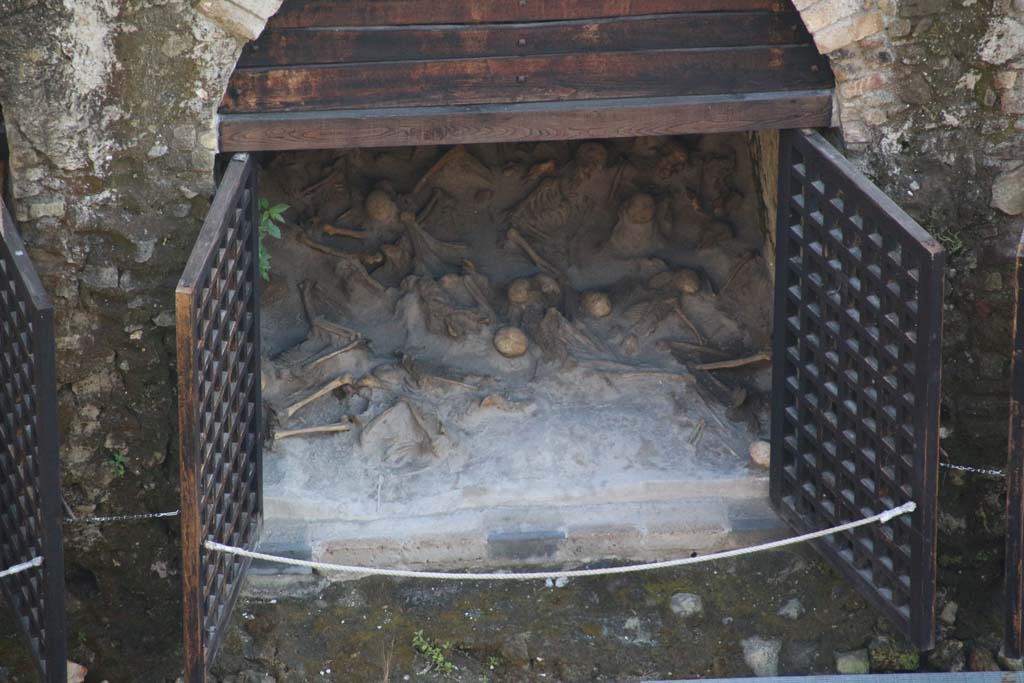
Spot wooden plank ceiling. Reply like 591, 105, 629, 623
219, 0, 834, 151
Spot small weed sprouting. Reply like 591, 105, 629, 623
934, 226, 967, 257
412, 629, 456, 675
109, 451, 128, 479
258, 198, 288, 281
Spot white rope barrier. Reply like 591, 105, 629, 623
205, 501, 917, 581
0, 556, 43, 580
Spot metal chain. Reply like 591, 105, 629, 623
940, 462, 1005, 477
65, 510, 180, 524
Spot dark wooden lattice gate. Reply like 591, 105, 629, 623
176, 154, 263, 683
0, 197, 66, 683
770, 129, 944, 650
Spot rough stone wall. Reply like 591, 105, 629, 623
0, 1, 252, 677
0, 0, 1020, 677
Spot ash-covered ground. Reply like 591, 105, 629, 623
257, 137, 777, 562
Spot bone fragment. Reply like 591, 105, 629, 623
303, 339, 366, 370
275, 423, 352, 440
414, 146, 492, 195
719, 252, 759, 294
284, 375, 353, 419
322, 223, 370, 240
405, 216, 469, 272
693, 352, 771, 371
671, 298, 706, 345
461, 270, 495, 315
526, 160, 556, 180
296, 231, 350, 258
300, 160, 345, 197
580, 360, 695, 383
659, 340, 731, 358
688, 418, 706, 446
506, 227, 563, 278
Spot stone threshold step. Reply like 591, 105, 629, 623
245, 496, 786, 594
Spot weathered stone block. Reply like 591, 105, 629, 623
899, 0, 948, 16
233, 0, 285, 20
742, 637, 782, 677
838, 72, 889, 100
992, 165, 1024, 215
900, 71, 934, 105
835, 649, 870, 674
1000, 74, 1024, 114
996, 71, 1020, 90
791, 0, 823, 12
669, 592, 703, 617
24, 196, 65, 219
979, 18, 1024, 65
801, 0, 867, 34
197, 0, 265, 41
814, 12, 885, 53
80, 264, 119, 290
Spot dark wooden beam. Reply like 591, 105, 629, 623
240, 12, 812, 68
267, 0, 783, 28
222, 45, 832, 114
219, 90, 833, 152
1006, 223, 1024, 659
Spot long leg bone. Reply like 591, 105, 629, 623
694, 351, 771, 371
275, 422, 352, 440
659, 340, 731, 358
296, 231, 351, 258
321, 223, 370, 240
304, 339, 367, 371
284, 375, 353, 419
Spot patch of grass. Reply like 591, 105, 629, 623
412, 629, 456, 675
109, 451, 128, 479
258, 198, 288, 281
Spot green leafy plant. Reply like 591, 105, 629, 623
412, 630, 456, 674
258, 198, 288, 281
109, 451, 128, 479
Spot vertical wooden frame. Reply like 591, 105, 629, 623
176, 154, 262, 683
1005, 227, 1024, 659
0, 197, 67, 683
770, 129, 944, 650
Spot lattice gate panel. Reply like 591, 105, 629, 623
0, 197, 66, 683
176, 154, 262, 683
770, 130, 944, 650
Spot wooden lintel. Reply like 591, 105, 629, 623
218, 90, 833, 152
